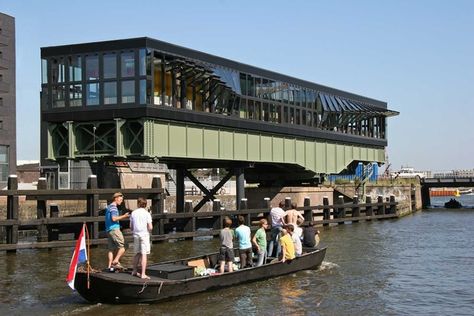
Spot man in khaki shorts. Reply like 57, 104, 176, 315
130, 197, 153, 279
105, 192, 130, 270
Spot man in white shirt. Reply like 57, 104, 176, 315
130, 197, 153, 279
267, 201, 286, 258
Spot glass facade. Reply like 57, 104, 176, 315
0, 145, 8, 182
41, 45, 394, 140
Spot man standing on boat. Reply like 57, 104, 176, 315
130, 197, 153, 279
105, 192, 130, 270
235, 215, 253, 268
267, 201, 286, 258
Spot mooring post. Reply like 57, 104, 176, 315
151, 176, 164, 235
390, 195, 396, 214
336, 195, 345, 224
213, 199, 221, 212
184, 200, 195, 232
285, 197, 291, 209
86, 175, 99, 239
352, 195, 360, 222
263, 197, 271, 209
377, 195, 385, 216
239, 198, 251, 226
6, 175, 19, 251
49, 204, 59, 241
304, 197, 312, 223
37, 177, 48, 242
365, 195, 373, 219
323, 196, 330, 226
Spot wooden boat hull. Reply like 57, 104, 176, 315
74, 247, 326, 304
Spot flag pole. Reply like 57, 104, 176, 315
83, 222, 91, 289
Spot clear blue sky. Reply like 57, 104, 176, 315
2, 0, 473, 172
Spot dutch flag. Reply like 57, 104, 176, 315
66, 224, 88, 290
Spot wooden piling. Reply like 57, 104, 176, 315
285, 197, 291, 208
377, 195, 385, 216
240, 198, 248, 211
389, 195, 396, 214
6, 175, 19, 252
323, 196, 330, 226
87, 175, 99, 239
263, 197, 271, 209
37, 177, 48, 242
352, 195, 360, 222
49, 204, 59, 241
304, 197, 312, 222
184, 200, 195, 232
336, 195, 345, 224
365, 195, 373, 218
151, 176, 164, 235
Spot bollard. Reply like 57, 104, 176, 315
377, 195, 385, 216
151, 176, 164, 235
389, 195, 396, 214
86, 175, 99, 239
263, 197, 271, 209
37, 177, 48, 242
213, 199, 221, 212
323, 196, 330, 226
285, 197, 291, 209
6, 175, 19, 251
352, 195, 360, 222
184, 200, 195, 232
304, 197, 312, 223
336, 195, 345, 224
240, 198, 248, 211
49, 204, 60, 241
365, 195, 373, 219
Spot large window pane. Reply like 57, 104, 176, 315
69, 84, 83, 107
51, 57, 65, 83
139, 79, 147, 104
139, 49, 146, 76
68, 56, 82, 82
121, 52, 135, 77
52, 85, 66, 108
85, 55, 99, 81
104, 82, 117, 104
122, 80, 135, 103
103, 53, 117, 79
41, 59, 48, 84
86, 83, 100, 105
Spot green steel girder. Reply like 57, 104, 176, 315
48, 118, 384, 175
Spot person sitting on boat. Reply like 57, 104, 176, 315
302, 222, 320, 248
252, 218, 269, 267
105, 192, 130, 270
287, 224, 302, 257
219, 217, 234, 274
267, 201, 286, 258
279, 226, 295, 263
130, 197, 153, 279
235, 215, 253, 269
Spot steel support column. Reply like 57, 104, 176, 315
176, 167, 185, 213
235, 168, 245, 210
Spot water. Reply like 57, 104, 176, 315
1, 200, 473, 315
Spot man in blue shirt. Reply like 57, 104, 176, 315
235, 215, 253, 268
105, 192, 130, 270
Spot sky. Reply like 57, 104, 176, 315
1, 0, 473, 172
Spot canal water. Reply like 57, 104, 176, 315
1, 195, 473, 315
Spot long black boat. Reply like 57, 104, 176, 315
74, 246, 327, 304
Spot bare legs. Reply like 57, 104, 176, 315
132, 253, 149, 279
219, 261, 233, 274
108, 247, 125, 268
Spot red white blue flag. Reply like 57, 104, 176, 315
66, 223, 88, 290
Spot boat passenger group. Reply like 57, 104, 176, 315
104, 193, 320, 278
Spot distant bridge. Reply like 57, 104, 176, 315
420, 177, 474, 208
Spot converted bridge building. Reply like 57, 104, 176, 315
40, 37, 398, 190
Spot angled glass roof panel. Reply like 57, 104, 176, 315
323, 93, 336, 112
329, 95, 342, 112
318, 92, 330, 111
210, 66, 242, 95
